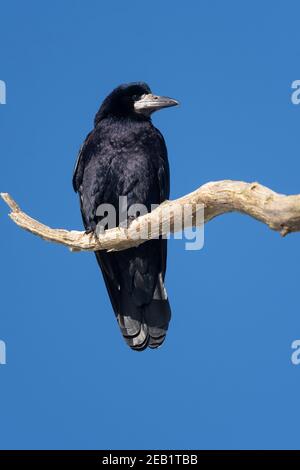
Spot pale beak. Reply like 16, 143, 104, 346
134, 93, 179, 114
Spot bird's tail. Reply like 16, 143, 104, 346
117, 277, 171, 351
95, 252, 171, 351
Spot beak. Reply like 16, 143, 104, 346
134, 93, 179, 114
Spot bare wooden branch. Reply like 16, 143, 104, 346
1, 180, 300, 252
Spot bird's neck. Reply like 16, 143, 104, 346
95, 114, 152, 132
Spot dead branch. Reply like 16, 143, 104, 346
1, 180, 300, 252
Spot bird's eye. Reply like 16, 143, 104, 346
132, 94, 140, 102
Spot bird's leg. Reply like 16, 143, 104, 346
85, 221, 97, 235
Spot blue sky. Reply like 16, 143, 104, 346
1, 0, 300, 450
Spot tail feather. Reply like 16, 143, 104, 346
143, 299, 171, 349
96, 251, 171, 351
117, 275, 171, 351
116, 302, 171, 350
117, 314, 149, 351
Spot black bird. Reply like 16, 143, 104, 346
73, 82, 178, 350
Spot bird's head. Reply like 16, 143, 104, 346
94, 82, 179, 124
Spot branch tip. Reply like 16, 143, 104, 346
1, 192, 20, 212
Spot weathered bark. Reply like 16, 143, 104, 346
1, 180, 300, 252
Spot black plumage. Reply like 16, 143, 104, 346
73, 82, 178, 350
